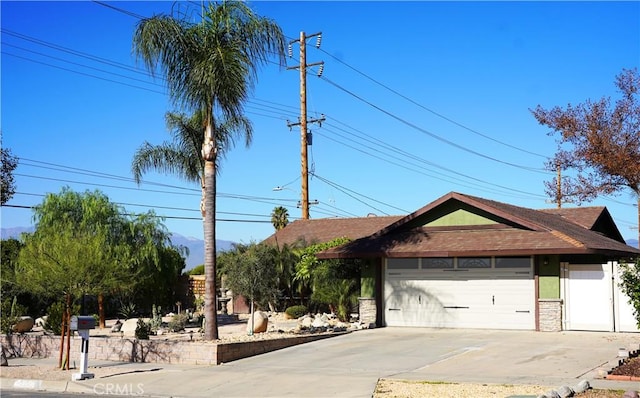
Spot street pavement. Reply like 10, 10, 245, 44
1, 327, 639, 397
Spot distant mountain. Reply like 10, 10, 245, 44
0, 226, 34, 239
170, 233, 235, 270
0, 227, 233, 271
626, 239, 639, 249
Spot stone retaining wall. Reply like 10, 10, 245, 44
0, 332, 346, 366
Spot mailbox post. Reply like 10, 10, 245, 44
70, 315, 96, 381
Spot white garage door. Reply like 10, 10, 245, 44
564, 262, 639, 332
384, 257, 535, 330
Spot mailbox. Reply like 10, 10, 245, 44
70, 316, 96, 331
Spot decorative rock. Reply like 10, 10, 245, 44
246, 311, 268, 334
35, 316, 48, 327
573, 380, 590, 394
623, 391, 640, 398
542, 390, 561, 398
111, 319, 122, 333
120, 318, 139, 336
300, 316, 313, 328
311, 317, 329, 328
12, 316, 34, 333
556, 385, 573, 398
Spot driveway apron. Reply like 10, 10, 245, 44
61, 328, 638, 398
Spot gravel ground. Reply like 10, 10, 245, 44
374, 380, 552, 398
372, 380, 631, 398
373, 379, 624, 398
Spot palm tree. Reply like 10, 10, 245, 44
132, 111, 248, 213
270, 206, 289, 231
133, 2, 285, 340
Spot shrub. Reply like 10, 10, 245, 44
285, 305, 308, 319
44, 300, 80, 335
149, 304, 162, 332
168, 313, 188, 332
135, 318, 151, 340
0, 297, 27, 335
118, 302, 137, 319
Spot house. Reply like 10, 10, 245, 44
266, 192, 640, 332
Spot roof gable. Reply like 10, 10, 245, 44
369, 192, 544, 237
540, 206, 625, 243
425, 207, 498, 227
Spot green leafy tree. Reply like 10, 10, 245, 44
15, 188, 177, 366
188, 264, 205, 275
620, 259, 640, 328
294, 237, 361, 321
271, 206, 289, 231
132, 2, 285, 340
1, 144, 18, 205
1, 238, 24, 299
531, 68, 640, 243
223, 243, 279, 332
274, 242, 301, 308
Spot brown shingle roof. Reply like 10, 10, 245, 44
316, 192, 640, 259
262, 215, 403, 247
539, 207, 605, 229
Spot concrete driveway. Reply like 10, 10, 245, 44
56, 328, 640, 397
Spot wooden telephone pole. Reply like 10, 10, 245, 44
287, 31, 325, 219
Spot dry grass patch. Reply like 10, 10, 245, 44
373, 380, 631, 398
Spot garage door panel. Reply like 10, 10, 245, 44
565, 263, 639, 333
385, 272, 534, 330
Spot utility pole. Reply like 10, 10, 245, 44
287, 31, 325, 219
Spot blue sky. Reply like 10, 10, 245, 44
2, 1, 639, 244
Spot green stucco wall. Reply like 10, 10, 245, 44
425, 208, 497, 227
360, 260, 375, 298
538, 255, 560, 299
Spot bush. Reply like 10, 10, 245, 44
149, 304, 162, 332
44, 300, 80, 335
135, 318, 151, 340
620, 259, 640, 328
118, 302, 137, 319
0, 297, 27, 335
168, 313, 188, 332
285, 305, 308, 319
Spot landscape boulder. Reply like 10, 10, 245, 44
246, 311, 268, 334
35, 316, 48, 328
120, 318, 139, 336
12, 316, 34, 333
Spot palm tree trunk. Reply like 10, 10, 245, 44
203, 153, 219, 340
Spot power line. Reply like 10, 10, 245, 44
319, 74, 549, 175
4, 26, 550, 205
4, 9, 634, 226
318, 46, 548, 159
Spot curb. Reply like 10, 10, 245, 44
604, 374, 640, 382
0, 377, 70, 393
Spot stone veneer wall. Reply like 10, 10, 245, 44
538, 299, 563, 332
0, 332, 345, 366
359, 297, 376, 327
